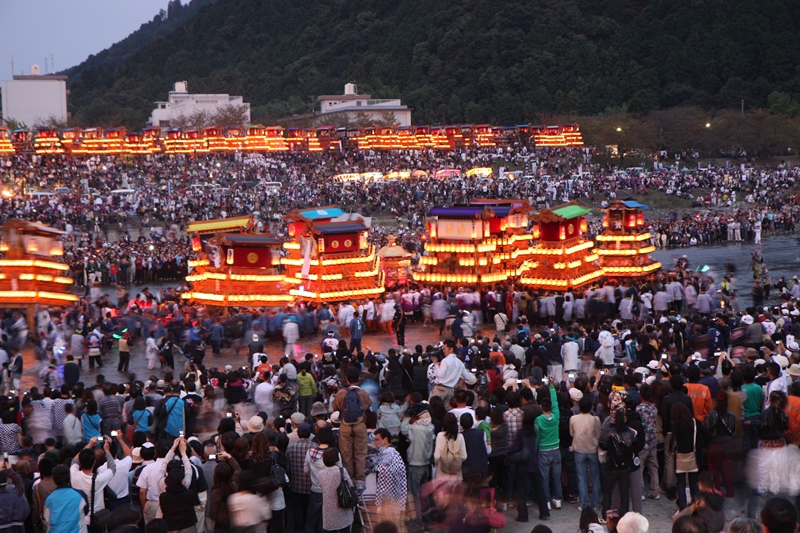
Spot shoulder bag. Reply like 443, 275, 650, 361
336, 466, 358, 509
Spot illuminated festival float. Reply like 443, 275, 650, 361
184, 216, 292, 308
281, 207, 384, 303
377, 237, 413, 289
0, 220, 78, 326
596, 199, 661, 277
519, 202, 603, 291
412, 200, 533, 287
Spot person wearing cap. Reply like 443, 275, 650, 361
248, 334, 264, 357
309, 401, 328, 421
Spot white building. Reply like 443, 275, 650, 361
316, 83, 411, 127
148, 81, 250, 127
1, 68, 68, 127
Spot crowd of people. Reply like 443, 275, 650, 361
0, 255, 797, 533
2, 147, 800, 533
3, 148, 800, 279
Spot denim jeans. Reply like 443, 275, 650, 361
408, 465, 429, 520
539, 448, 563, 502
574, 451, 602, 509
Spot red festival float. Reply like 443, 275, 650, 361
184, 216, 292, 308
413, 200, 533, 287
0, 220, 78, 326
519, 202, 603, 291
281, 207, 384, 303
596, 199, 661, 277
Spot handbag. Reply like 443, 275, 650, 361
125, 410, 148, 442
675, 420, 699, 473
336, 466, 358, 509
270, 451, 289, 488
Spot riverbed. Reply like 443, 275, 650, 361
651, 235, 800, 307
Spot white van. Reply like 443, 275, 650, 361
264, 182, 282, 192
27, 191, 54, 200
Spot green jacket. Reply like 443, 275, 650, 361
297, 372, 318, 397
534, 385, 560, 451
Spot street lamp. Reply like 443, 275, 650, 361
705, 123, 711, 128
616, 127, 622, 132
615, 127, 623, 163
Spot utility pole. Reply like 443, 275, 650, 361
51, 54, 54, 73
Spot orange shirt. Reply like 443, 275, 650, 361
785, 396, 800, 445
685, 383, 713, 423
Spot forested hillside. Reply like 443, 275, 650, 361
66, 0, 800, 128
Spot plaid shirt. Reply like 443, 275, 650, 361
286, 438, 317, 494
636, 401, 659, 450
504, 407, 523, 444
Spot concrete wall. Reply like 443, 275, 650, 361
1, 79, 67, 126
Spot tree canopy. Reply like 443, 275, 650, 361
66, 0, 800, 129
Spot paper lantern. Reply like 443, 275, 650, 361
580, 218, 588, 233
603, 214, 609, 228
532, 224, 540, 239
636, 212, 644, 226
559, 226, 566, 240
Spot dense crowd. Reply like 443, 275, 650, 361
3, 149, 800, 533
3, 150, 800, 281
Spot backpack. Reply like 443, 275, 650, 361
605, 432, 633, 471
438, 437, 463, 475
341, 386, 364, 424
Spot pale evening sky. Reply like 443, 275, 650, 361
0, 0, 175, 79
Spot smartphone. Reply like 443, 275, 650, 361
208, 454, 217, 461
179, 430, 185, 437
543, 376, 549, 385
226, 413, 232, 418
111, 430, 118, 437
661, 354, 668, 360
568, 373, 575, 381
470, 369, 477, 373
98, 436, 104, 442
600, 370, 605, 376
3, 452, 8, 461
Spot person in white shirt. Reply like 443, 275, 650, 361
254, 377, 275, 418
431, 340, 471, 406
97, 433, 133, 510
62, 403, 84, 446
561, 336, 580, 373
136, 439, 172, 524
336, 302, 355, 330
449, 389, 476, 430
70, 437, 117, 519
